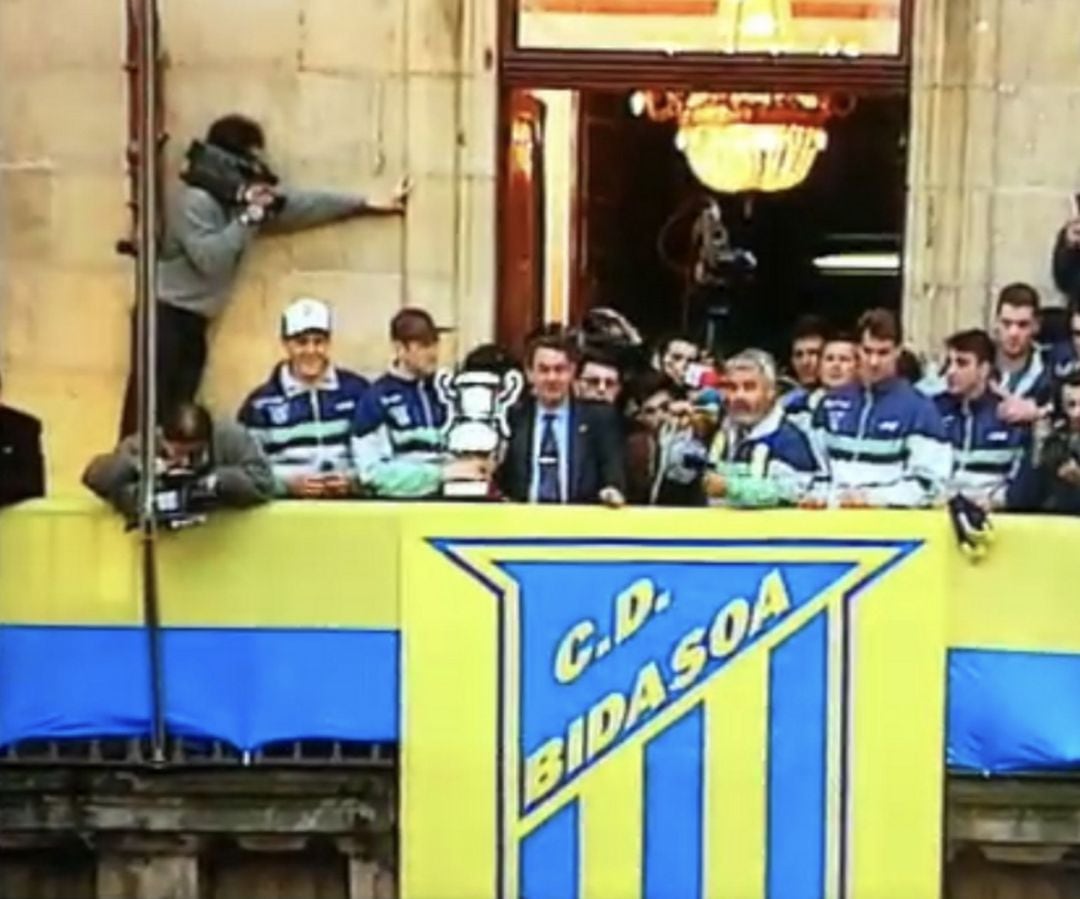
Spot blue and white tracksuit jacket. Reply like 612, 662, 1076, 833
999, 347, 1054, 406
351, 369, 449, 498
782, 386, 824, 438
933, 391, 1030, 509
1049, 341, 1079, 381
811, 378, 952, 508
238, 364, 370, 494
710, 402, 819, 507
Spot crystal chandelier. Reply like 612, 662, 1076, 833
630, 91, 852, 194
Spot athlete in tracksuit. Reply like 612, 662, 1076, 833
934, 391, 1029, 509
350, 307, 485, 498
239, 365, 370, 494
238, 299, 370, 497
710, 402, 819, 507
351, 371, 449, 497
933, 329, 1033, 510
811, 379, 952, 507
705, 349, 819, 508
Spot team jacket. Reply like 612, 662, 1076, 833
999, 346, 1054, 406
238, 364, 370, 493
351, 370, 448, 498
933, 391, 1030, 508
782, 386, 824, 438
1049, 341, 1079, 380
811, 378, 952, 508
710, 402, 819, 507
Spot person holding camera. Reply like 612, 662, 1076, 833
238, 298, 370, 498
119, 113, 411, 438
86, 401, 273, 527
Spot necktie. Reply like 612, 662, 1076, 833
537, 413, 563, 503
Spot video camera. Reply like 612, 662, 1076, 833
181, 140, 285, 214
127, 467, 217, 532
694, 200, 756, 289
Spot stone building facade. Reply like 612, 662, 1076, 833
0, 0, 1078, 488
0, 0, 497, 490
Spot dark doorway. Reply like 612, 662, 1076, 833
498, 87, 909, 359
575, 89, 909, 358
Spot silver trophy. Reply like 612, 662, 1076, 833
435, 367, 524, 498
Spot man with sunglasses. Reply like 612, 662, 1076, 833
575, 349, 623, 406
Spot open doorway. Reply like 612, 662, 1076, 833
498, 87, 909, 360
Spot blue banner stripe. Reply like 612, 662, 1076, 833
0, 626, 399, 749
521, 801, 579, 899
643, 704, 704, 899
948, 649, 1080, 772
767, 612, 828, 899
0, 626, 151, 744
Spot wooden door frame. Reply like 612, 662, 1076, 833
499, 0, 914, 92
493, 0, 915, 348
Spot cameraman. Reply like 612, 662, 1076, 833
119, 113, 410, 436
86, 401, 273, 522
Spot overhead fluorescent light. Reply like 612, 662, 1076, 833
813, 252, 901, 275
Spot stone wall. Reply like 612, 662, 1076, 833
905, 0, 1080, 350
0, 0, 497, 493
7, 0, 1080, 492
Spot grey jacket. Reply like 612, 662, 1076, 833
158, 185, 366, 319
83, 420, 274, 518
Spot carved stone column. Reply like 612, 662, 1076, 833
904, 0, 1080, 352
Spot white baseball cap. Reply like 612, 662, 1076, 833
281, 298, 332, 339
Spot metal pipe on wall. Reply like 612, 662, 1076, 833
126, 0, 167, 763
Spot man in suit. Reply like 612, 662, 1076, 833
0, 371, 45, 508
498, 333, 626, 506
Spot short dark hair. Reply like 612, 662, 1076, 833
1058, 370, 1080, 406
946, 328, 996, 365
462, 343, 519, 377
897, 349, 923, 384
656, 332, 697, 357
791, 314, 828, 344
627, 369, 674, 406
996, 282, 1040, 315
162, 402, 212, 444
206, 114, 265, 156
857, 308, 901, 345
525, 332, 576, 369
823, 330, 857, 347
390, 307, 442, 345
579, 348, 621, 379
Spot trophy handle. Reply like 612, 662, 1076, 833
495, 369, 525, 439
434, 368, 456, 406
498, 369, 525, 405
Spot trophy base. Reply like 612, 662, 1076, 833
443, 479, 492, 500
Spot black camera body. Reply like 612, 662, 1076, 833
146, 467, 216, 531
695, 201, 756, 289
181, 140, 285, 214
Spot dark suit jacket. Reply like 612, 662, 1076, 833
498, 399, 625, 504
0, 405, 45, 508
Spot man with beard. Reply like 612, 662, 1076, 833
703, 349, 818, 508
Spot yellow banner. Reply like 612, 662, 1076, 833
401, 506, 947, 899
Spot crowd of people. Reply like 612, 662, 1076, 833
62, 277, 1080, 524
4, 110, 1080, 526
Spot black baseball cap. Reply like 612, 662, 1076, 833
390, 307, 451, 345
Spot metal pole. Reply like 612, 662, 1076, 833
131, 0, 166, 764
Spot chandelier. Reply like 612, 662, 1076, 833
629, 91, 853, 194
